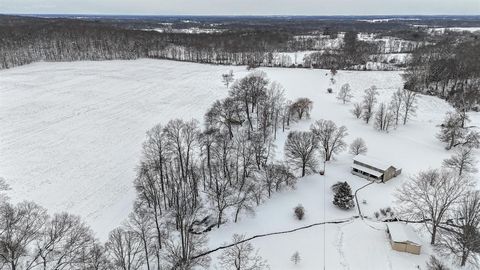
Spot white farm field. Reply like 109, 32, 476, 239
0, 59, 479, 269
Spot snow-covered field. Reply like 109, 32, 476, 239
1, 59, 479, 269
0, 60, 247, 238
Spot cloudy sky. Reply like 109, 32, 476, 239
0, 0, 479, 15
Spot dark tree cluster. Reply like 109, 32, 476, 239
103, 71, 300, 269
403, 38, 480, 110
303, 32, 378, 70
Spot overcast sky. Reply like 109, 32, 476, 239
0, 0, 479, 16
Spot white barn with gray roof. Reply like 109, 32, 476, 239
351, 155, 401, 182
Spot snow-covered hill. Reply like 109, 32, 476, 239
0, 59, 478, 269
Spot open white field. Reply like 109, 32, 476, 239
1, 59, 479, 269
0, 60, 248, 238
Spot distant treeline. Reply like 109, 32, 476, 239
403, 38, 480, 110
0, 15, 416, 70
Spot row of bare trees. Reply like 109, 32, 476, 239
0, 201, 111, 270
100, 71, 316, 269
350, 86, 418, 132
284, 119, 348, 177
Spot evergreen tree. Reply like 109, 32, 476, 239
333, 182, 355, 210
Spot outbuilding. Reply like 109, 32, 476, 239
386, 222, 422, 255
351, 155, 401, 182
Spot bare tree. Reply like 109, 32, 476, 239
443, 147, 478, 176
401, 89, 418, 125
437, 191, 480, 267
336, 83, 353, 104
284, 131, 318, 177
218, 234, 268, 270
260, 163, 296, 198
289, 98, 313, 121
349, 138, 367, 155
395, 169, 473, 244
389, 89, 404, 126
310, 119, 348, 161
362, 86, 379, 124
127, 207, 154, 270
222, 70, 235, 88
33, 213, 93, 270
426, 256, 450, 270
0, 201, 47, 270
205, 167, 236, 228
83, 241, 112, 270
230, 71, 269, 134
351, 102, 363, 119
163, 218, 210, 270
374, 103, 394, 132
437, 111, 480, 150
106, 228, 145, 270
205, 98, 243, 139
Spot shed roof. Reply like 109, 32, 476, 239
387, 223, 422, 246
353, 155, 396, 171
352, 163, 383, 177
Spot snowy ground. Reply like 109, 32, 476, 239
0, 60, 248, 238
1, 59, 479, 269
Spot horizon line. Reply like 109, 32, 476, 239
2, 13, 480, 17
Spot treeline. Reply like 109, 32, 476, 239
403, 38, 480, 110
1, 15, 411, 70
0, 16, 294, 69
303, 32, 378, 69
118, 71, 312, 269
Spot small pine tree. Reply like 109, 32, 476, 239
333, 182, 355, 210
291, 251, 301, 265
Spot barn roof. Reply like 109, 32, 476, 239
352, 163, 383, 177
387, 223, 422, 246
353, 155, 396, 171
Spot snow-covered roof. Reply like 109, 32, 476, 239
387, 223, 422, 246
353, 155, 396, 171
352, 163, 383, 177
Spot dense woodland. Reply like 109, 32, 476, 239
0, 14, 476, 70
403, 38, 480, 110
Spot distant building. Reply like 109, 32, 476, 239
351, 155, 401, 182
386, 223, 422, 255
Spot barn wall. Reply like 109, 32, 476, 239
383, 167, 396, 182
390, 241, 421, 255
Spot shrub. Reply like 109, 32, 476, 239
374, 207, 395, 220
294, 204, 305, 220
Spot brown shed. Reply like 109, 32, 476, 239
386, 223, 422, 255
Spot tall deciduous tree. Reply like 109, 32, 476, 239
362, 86, 379, 124
310, 119, 348, 161
442, 147, 478, 176
395, 169, 473, 244
336, 83, 353, 104
284, 131, 318, 177
438, 191, 480, 267
349, 138, 368, 156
